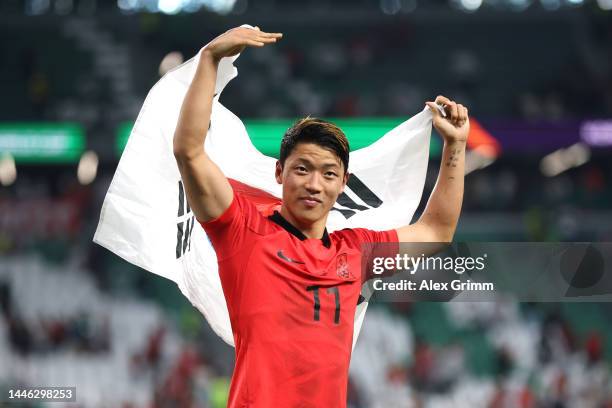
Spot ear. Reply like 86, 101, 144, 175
275, 161, 283, 184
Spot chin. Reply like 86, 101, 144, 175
296, 209, 321, 223
291, 205, 326, 224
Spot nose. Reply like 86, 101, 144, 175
304, 172, 323, 194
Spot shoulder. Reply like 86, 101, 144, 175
236, 193, 282, 236
199, 192, 280, 236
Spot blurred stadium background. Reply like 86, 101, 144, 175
1, 0, 612, 407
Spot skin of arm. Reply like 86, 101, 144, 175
173, 26, 282, 222
396, 95, 470, 243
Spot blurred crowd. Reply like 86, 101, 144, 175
3, 6, 612, 146
2, 255, 611, 407
0, 255, 233, 408
348, 301, 612, 407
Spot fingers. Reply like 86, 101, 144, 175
246, 40, 265, 47
433, 95, 455, 122
243, 27, 282, 47
451, 103, 459, 122
434, 95, 452, 107
254, 34, 282, 45
228, 27, 282, 50
425, 101, 443, 118
428, 96, 469, 127
206, 27, 282, 60
244, 26, 283, 39
255, 34, 281, 43
458, 104, 468, 123
256, 31, 283, 39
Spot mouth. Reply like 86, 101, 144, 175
299, 197, 322, 207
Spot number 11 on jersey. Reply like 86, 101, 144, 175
306, 285, 340, 324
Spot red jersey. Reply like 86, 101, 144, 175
200, 193, 397, 407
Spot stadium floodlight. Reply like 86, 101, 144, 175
117, 0, 138, 11
116, 0, 236, 14
77, 151, 99, 185
209, 0, 237, 14
460, 0, 483, 12
159, 52, 184, 77
0, 154, 16, 187
158, 0, 183, 14
596, 0, 612, 9
540, 143, 590, 177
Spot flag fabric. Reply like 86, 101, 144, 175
94, 42, 432, 348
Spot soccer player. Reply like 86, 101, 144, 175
173, 26, 469, 407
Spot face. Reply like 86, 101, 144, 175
275, 142, 348, 227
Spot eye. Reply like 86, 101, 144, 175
325, 171, 338, 178
295, 165, 308, 173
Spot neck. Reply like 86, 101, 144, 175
279, 206, 327, 239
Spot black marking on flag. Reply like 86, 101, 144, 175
187, 217, 194, 252
331, 207, 356, 218
182, 219, 190, 254
177, 180, 185, 217
332, 174, 383, 219
176, 180, 195, 259
176, 221, 184, 259
336, 192, 369, 211
347, 176, 383, 208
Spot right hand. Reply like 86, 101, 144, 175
203, 26, 282, 62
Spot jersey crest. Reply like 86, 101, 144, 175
336, 253, 350, 279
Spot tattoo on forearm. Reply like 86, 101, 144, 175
445, 148, 461, 168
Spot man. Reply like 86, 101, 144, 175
173, 26, 468, 408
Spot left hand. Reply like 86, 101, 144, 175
426, 95, 469, 144
203, 26, 282, 63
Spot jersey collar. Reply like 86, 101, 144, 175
268, 211, 331, 249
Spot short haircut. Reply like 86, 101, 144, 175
279, 117, 350, 174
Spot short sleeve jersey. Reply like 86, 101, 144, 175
200, 193, 398, 408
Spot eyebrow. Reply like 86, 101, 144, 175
295, 158, 340, 169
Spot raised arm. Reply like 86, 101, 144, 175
173, 26, 282, 222
396, 95, 469, 243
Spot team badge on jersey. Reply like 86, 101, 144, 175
336, 254, 350, 279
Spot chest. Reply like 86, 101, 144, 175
251, 234, 361, 285
235, 235, 364, 328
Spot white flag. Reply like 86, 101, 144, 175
94, 47, 432, 348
